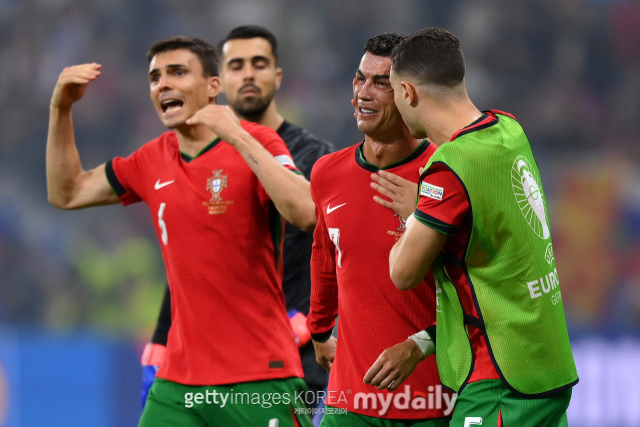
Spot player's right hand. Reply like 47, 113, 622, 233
51, 63, 102, 110
312, 336, 336, 372
363, 338, 425, 392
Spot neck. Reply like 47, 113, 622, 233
174, 123, 219, 157
362, 124, 421, 168
236, 100, 284, 132
420, 95, 482, 146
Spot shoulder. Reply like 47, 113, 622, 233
131, 131, 177, 158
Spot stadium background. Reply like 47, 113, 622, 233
0, 0, 639, 425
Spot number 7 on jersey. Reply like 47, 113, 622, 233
328, 228, 342, 268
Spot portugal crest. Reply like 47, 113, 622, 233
394, 212, 407, 231
207, 170, 227, 201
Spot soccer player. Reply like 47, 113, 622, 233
46, 37, 314, 426
367, 28, 579, 426
307, 33, 451, 426
142, 25, 333, 407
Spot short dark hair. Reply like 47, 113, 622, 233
364, 33, 406, 58
147, 36, 219, 77
391, 27, 465, 87
218, 25, 279, 64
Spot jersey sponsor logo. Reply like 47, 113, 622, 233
274, 154, 295, 168
512, 156, 550, 239
204, 170, 233, 215
154, 179, 175, 190
327, 203, 346, 214
420, 182, 444, 200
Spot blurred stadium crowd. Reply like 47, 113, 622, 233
0, 0, 639, 424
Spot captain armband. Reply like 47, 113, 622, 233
409, 330, 435, 357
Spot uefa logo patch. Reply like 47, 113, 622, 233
511, 156, 550, 239
420, 182, 444, 200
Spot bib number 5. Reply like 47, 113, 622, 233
464, 417, 482, 427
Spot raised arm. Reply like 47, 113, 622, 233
47, 63, 119, 209
186, 105, 315, 231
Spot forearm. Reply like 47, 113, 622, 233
230, 131, 316, 231
390, 215, 446, 290
46, 107, 84, 208
46, 107, 118, 209
308, 272, 339, 341
389, 232, 424, 290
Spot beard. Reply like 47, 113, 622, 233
230, 84, 275, 121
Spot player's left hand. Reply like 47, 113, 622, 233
186, 105, 245, 146
363, 338, 425, 391
371, 170, 418, 220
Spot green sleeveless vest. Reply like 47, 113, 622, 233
424, 111, 578, 396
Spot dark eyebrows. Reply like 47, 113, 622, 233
226, 58, 243, 67
355, 69, 390, 80
148, 64, 188, 77
250, 55, 270, 63
226, 55, 271, 67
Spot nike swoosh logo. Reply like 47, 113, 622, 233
327, 203, 346, 214
154, 179, 175, 190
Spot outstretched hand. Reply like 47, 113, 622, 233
371, 170, 419, 220
186, 105, 244, 145
51, 63, 102, 110
363, 338, 425, 391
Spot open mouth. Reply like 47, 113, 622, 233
161, 98, 184, 114
358, 107, 377, 116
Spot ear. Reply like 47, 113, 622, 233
275, 67, 283, 91
402, 81, 418, 107
207, 76, 221, 101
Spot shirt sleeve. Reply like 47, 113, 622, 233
414, 163, 469, 235
106, 149, 145, 206
243, 122, 303, 204
306, 175, 338, 342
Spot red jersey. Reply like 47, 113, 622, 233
415, 114, 502, 384
308, 140, 450, 419
106, 121, 303, 385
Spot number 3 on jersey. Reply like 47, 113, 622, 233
328, 228, 342, 268
158, 202, 168, 245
